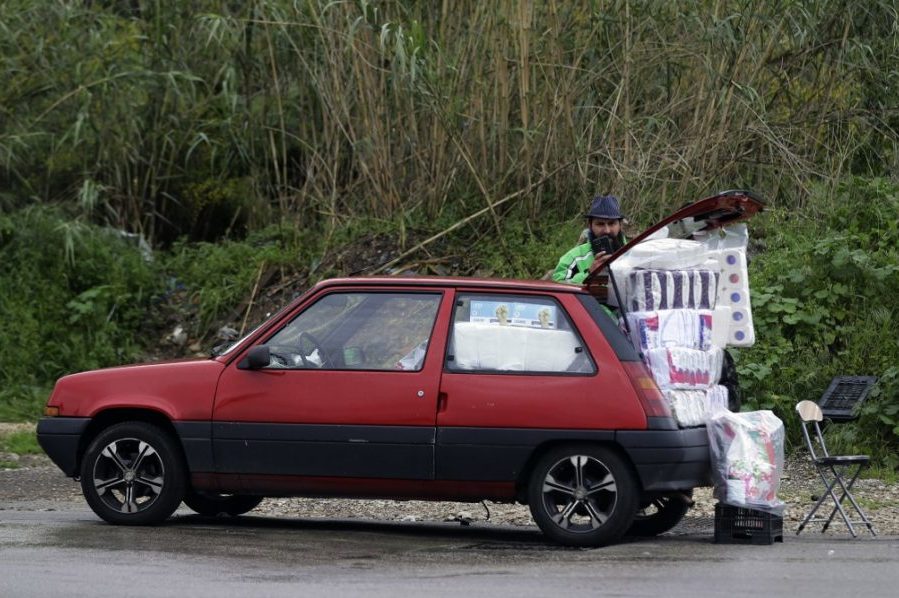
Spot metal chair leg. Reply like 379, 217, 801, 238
823, 466, 877, 536
798, 463, 877, 538
819, 467, 858, 537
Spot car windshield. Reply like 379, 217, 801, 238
211, 322, 265, 357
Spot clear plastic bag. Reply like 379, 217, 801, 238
706, 410, 785, 515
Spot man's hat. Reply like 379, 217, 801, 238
584, 195, 623, 220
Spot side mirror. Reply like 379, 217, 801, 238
238, 345, 271, 370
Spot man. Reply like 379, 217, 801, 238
552, 195, 626, 284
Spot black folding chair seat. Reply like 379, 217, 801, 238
795, 400, 876, 538
815, 455, 869, 467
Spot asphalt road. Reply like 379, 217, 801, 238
2, 507, 899, 597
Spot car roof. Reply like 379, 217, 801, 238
312, 276, 590, 294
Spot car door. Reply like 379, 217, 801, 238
212, 287, 451, 483
435, 291, 645, 482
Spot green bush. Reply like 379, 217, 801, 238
0, 208, 161, 420
739, 178, 899, 459
162, 224, 314, 337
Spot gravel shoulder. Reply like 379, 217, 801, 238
3, 453, 898, 537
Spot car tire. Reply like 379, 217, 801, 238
80, 421, 186, 525
627, 491, 692, 537
183, 492, 263, 517
527, 445, 639, 547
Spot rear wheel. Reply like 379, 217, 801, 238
627, 491, 692, 536
527, 445, 638, 547
183, 492, 263, 517
80, 422, 186, 525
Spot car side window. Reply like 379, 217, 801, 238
263, 292, 441, 371
446, 294, 595, 374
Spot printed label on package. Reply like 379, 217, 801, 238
470, 301, 557, 329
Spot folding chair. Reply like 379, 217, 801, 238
795, 400, 876, 537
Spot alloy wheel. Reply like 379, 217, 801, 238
91, 437, 165, 514
540, 454, 619, 533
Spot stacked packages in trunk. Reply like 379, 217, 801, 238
612, 226, 755, 427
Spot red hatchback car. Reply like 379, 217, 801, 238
37, 191, 763, 547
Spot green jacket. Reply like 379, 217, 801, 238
552, 242, 595, 284
553, 232, 628, 285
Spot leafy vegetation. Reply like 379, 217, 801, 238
0, 208, 161, 420
740, 178, 899, 458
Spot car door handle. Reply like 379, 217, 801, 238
437, 392, 448, 413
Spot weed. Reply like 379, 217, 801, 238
0, 429, 40, 455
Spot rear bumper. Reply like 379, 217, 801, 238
616, 427, 711, 491
36, 417, 90, 477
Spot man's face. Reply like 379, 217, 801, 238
590, 218, 621, 238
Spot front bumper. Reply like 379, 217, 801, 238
616, 427, 711, 491
36, 417, 90, 477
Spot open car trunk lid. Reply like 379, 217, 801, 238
583, 189, 765, 298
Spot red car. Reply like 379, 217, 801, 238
37, 191, 763, 547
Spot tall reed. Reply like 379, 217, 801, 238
1, 0, 896, 242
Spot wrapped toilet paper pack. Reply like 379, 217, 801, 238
626, 309, 713, 352
622, 238, 707, 269
710, 248, 756, 347
644, 346, 723, 390
664, 385, 729, 427
626, 268, 719, 312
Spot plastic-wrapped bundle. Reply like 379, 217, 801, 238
626, 309, 713, 352
706, 384, 729, 413
706, 410, 785, 515
627, 269, 719, 312
664, 385, 730, 428
644, 346, 723, 389
623, 238, 707, 269
710, 248, 756, 347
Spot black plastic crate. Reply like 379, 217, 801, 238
714, 503, 783, 545
817, 376, 878, 422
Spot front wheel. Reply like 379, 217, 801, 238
627, 491, 692, 537
183, 492, 263, 517
80, 422, 186, 525
527, 445, 638, 547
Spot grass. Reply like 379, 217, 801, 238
0, 385, 52, 423
0, 428, 41, 455
865, 465, 899, 485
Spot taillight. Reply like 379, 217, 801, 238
622, 361, 672, 418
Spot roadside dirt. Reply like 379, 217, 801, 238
3, 453, 897, 537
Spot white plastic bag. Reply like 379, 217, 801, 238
706, 410, 785, 515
